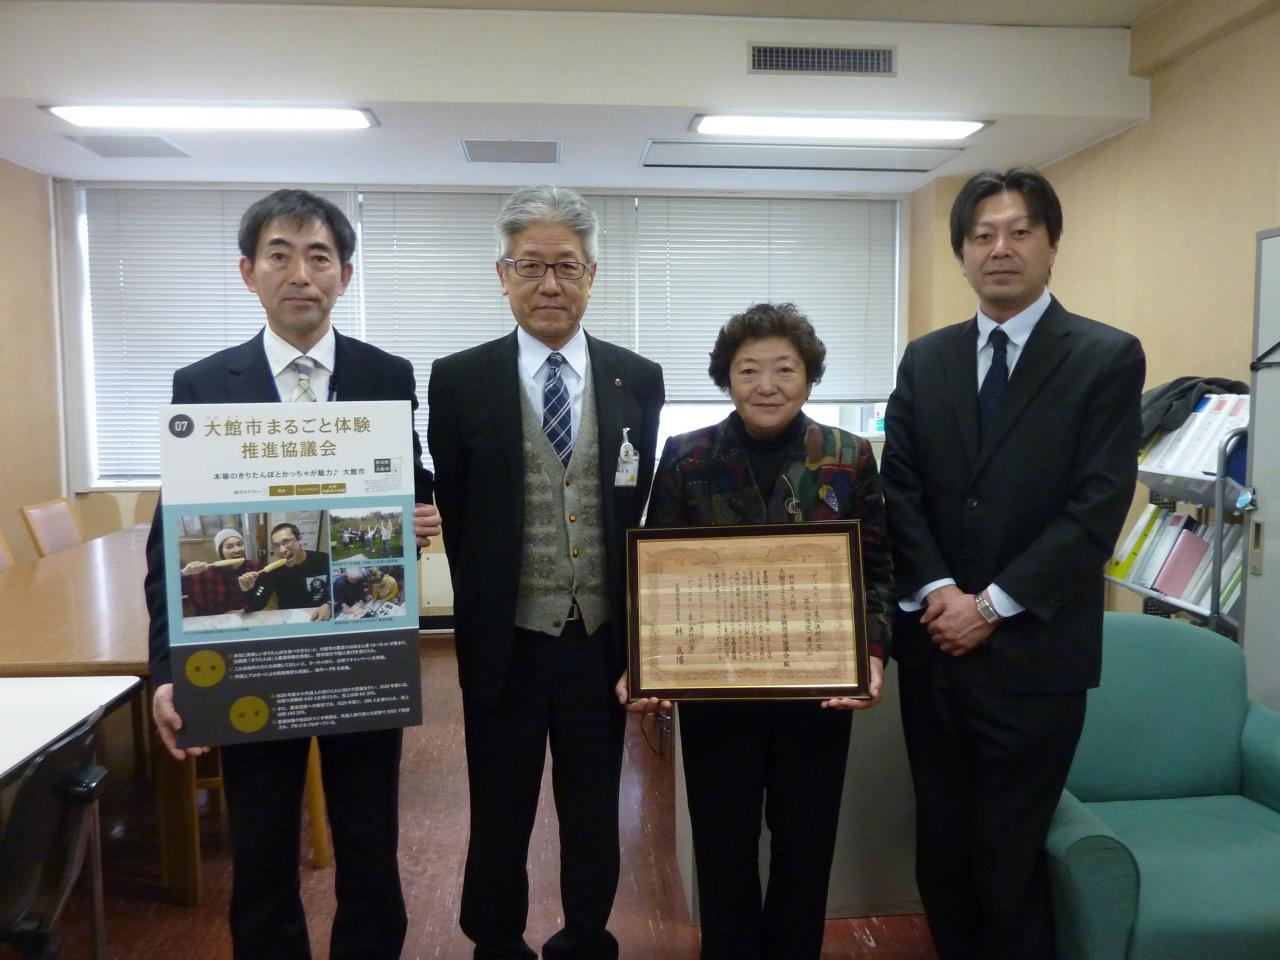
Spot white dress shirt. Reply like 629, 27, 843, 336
263, 325, 336, 403
903, 289, 1053, 618
516, 325, 589, 441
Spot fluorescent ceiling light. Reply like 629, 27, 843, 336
47, 105, 375, 130
695, 115, 984, 141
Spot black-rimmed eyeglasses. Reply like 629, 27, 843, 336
500, 258, 590, 280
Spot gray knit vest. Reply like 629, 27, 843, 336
514, 372, 611, 636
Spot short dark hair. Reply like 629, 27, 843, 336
270, 522, 301, 541
950, 166, 1063, 258
238, 190, 357, 265
707, 302, 826, 391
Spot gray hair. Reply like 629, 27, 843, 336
494, 185, 599, 264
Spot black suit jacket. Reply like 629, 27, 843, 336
880, 297, 1144, 693
427, 330, 664, 707
144, 329, 433, 686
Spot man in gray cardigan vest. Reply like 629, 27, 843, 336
428, 186, 665, 960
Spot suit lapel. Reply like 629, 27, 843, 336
227, 330, 281, 402
941, 320, 981, 471
331, 330, 368, 401
588, 334, 623, 507
973, 297, 1072, 476
491, 330, 525, 499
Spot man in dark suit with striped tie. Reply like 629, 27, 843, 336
144, 189, 438, 959
428, 186, 664, 960
881, 168, 1145, 960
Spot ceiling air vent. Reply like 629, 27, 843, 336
750, 44, 895, 77
462, 140, 560, 164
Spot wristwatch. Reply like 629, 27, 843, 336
974, 592, 1001, 625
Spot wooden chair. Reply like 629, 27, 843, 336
0, 529, 14, 571
193, 749, 227, 824
189, 739, 330, 868
20, 498, 84, 558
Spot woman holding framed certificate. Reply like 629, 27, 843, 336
644, 302, 894, 960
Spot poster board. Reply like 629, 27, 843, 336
159, 401, 422, 746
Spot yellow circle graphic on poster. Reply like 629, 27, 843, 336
229, 695, 270, 733
185, 649, 226, 688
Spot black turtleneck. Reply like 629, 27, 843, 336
729, 410, 806, 504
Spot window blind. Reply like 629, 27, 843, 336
358, 191, 508, 455
358, 192, 641, 458
74, 186, 897, 484
635, 196, 898, 402
82, 187, 357, 482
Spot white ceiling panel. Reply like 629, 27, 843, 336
0, 2, 1152, 193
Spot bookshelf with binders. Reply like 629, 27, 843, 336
1108, 394, 1249, 636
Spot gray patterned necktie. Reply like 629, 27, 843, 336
542, 352, 572, 466
290, 356, 317, 402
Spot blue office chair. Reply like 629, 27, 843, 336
0, 706, 110, 959
1046, 613, 1280, 959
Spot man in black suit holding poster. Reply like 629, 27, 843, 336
144, 189, 437, 959
881, 168, 1145, 960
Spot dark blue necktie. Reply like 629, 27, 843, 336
978, 327, 1009, 437
542, 352, 573, 466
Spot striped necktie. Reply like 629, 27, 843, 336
290, 356, 317, 402
542, 352, 573, 466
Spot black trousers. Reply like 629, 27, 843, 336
221, 727, 406, 960
898, 651, 1085, 960
459, 621, 626, 960
679, 700, 853, 960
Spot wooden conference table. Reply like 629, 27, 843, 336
0, 525, 205, 905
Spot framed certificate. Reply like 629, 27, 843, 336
626, 521, 870, 701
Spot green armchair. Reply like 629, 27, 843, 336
1047, 612, 1280, 959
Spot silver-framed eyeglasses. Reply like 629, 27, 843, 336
501, 258, 590, 280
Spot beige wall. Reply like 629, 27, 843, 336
906, 174, 973, 341
0, 155, 153, 556
908, 11, 1280, 380
0, 157, 60, 564
1049, 12, 1280, 387
0, 158, 182, 570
